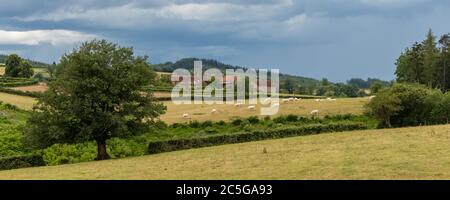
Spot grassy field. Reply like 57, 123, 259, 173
8, 83, 48, 92
0, 92, 367, 121
0, 92, 37, 110
1, 124, 450, 180
160, 98, 368, 123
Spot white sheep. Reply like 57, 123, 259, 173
310, 109, 319, 116
234, 103, 242, 107
330, 98, 337, 101
315, 99, 321, 102
282, 99, 290, 103
182, 113, 190, 118
211, 109, 218, 114
262, 98, 271, 104
369, 95, 376, 100
248, 105, 256, 110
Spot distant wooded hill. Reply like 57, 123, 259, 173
0, 54, 49, 68
151, 58, 321, 88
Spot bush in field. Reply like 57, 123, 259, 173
431, 92, 450, 124
365, 89, 402, 128
366, 83, 448, 127
389, 83, 436, 126
23, 40, 166, 160
246, 116, 260, 124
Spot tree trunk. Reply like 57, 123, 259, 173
385, 116, 392, 128
96, 140, 110, 160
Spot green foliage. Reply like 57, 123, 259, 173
5, 54, 34, 78
148, 122, 368, 154
0, 54, 48, 68
5, 54, 22, 77
431, 92, 450, 124
18, 61, 34, 78
365, 89, 402, 128
395, 29, 450, 91
365, 83, 449, 127
0, 154, 45, 170
23, 39, 167, 160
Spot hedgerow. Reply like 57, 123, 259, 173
148, 122, 368, 154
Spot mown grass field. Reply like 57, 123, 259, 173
8, 83, 48, 92
1, 124, 450, 180
0, 92, 367, 122
0, 92, 37, 110
160, 98, 368, 123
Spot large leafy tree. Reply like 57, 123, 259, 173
5, 54, 22, 77
5, 54, 34, 78
24, 40, 166, 160
17, 61, 34, 78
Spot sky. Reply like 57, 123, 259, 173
0, 0, 449, 82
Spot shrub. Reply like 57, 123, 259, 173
247, 116, 260, 124
286, 114, 298, 122
231, 118, 243, 126
43, 142, 97, 165
0, 154, 45, 170
201, 120, 213, 128
216, 120, 226, 126
189, 121, 201, 128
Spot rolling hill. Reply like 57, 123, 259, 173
1, 124, 450, 180
0, 54, 49, 68
151, 58, 321, 88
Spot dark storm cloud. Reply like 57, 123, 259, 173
0, 0, 449, 81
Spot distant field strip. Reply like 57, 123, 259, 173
0, 92, 368, 121
0, 92, 37, 110
161, 98, 368, 123
2, 124, 450, 180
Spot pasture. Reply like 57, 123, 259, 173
2, 124, 450, 180
0, 92, 368, 122
9, 83, 48, 92
160, 98, 368, 124
0, 92, 37, 110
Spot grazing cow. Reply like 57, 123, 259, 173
248, 105, 256, 110
182, 113, 190, 118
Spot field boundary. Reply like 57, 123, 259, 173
148, 122, 368, 154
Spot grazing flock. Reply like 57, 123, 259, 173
179, 96, 373, 119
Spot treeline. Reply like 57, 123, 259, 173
395, 29, 450, 91
0, 54, 48, 68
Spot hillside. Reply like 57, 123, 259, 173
151, 58, 321, 88
1, 124, 449, 180
0, 54, 49, 68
